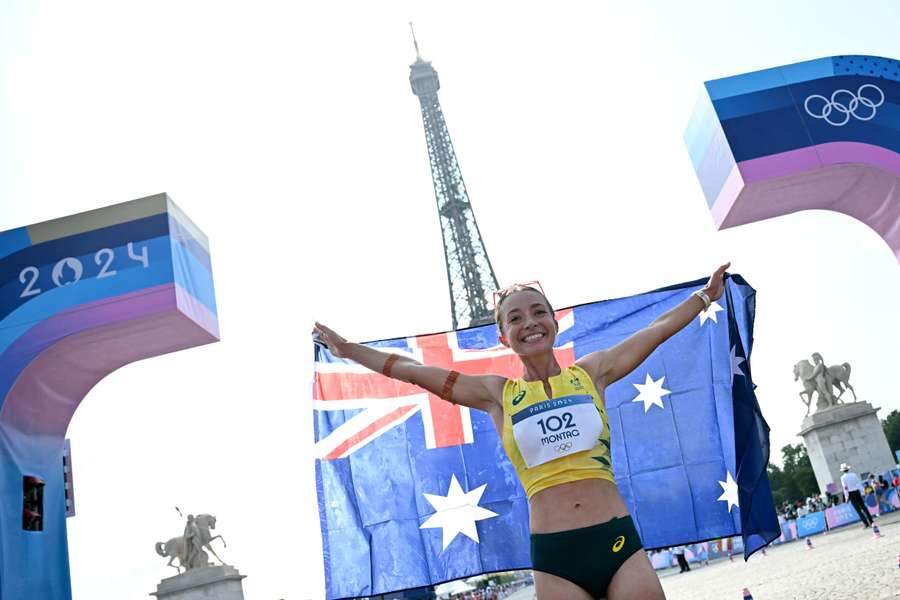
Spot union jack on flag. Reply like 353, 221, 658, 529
313, 276, 778, 600
313, 310, 574, 460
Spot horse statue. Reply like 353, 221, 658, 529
794, 357, 856, 415
155, 513, 228, 573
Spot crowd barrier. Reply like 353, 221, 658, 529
774, 488, 900, 545
650, 544, 709, 570
796, 511, 826, 537
653, 490, 900, 569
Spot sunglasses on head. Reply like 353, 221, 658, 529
491, 280, 546, 309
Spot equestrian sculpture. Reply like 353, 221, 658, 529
155, 513, 228, 573
794, 352, 857, 415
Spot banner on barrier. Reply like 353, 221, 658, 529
886, 488, 900, 510
796, 512, 827, 537
650, 552, 672, 570
825, 503, 860, 529
649, 543, 710, 570
710, 537, 743, 558
686, 543, 709, 564
776, 520, 798, 544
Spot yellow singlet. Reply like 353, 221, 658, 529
501, 364, 615, 499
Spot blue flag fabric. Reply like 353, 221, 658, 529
313, 275, 778, 599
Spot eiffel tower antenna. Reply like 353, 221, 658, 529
409, 22, 422, 61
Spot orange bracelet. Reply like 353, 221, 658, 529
382, 354, 400, 377
441, 370, 460, 404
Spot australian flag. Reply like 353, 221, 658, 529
313, 275, 778, 599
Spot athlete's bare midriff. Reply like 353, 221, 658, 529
528, 478, 629, 533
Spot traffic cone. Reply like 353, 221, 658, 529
873, 524, 882, 538
741, 588, 753, 599
805, 537, 814, 550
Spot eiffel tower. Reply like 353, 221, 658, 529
408, 26, 499, 330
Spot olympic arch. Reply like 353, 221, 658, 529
685, 54, 900, 261
0, 194, 219, 600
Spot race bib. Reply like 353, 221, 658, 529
511, 394, 603, 468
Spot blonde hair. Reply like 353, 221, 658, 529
493, 285, 554, 335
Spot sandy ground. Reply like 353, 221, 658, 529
505, 510, 900, 599
659, 510, 900, 600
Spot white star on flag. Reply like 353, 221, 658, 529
717, 471, 739, 513
698, 301, 724, 326
420, 474, 499, 551
632, 373, 670, 412
730, 345, 746, 378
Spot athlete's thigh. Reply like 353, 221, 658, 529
606, 549, 666, 600
533, 569, 593, 600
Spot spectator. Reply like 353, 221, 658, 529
814, 494, 825, 512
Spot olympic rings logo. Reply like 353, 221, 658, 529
555, 442, 573, 453
804, 84, 884, 127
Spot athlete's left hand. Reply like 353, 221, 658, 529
703, 262, 730, 301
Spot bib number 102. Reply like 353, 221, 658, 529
18, 243, 150, 298
537, 412, 576, 435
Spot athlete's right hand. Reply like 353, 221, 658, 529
313, 322, 349, 358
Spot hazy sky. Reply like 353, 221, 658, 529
2, 2, 900, 599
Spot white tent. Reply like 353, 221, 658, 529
434, 579, 476, 598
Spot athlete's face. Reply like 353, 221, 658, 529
498, 290, 557, 355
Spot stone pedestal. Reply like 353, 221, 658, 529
152, 565, 246, 600
798, 401, 895, 496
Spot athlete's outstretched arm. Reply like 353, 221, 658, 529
313, 322, 505, 414
576, 263, 730, 389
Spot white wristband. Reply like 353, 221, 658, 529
692, 289, 711, 311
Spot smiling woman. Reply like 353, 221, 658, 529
313, 261, 728, 600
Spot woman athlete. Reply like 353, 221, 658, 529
314, 262, 729, 600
